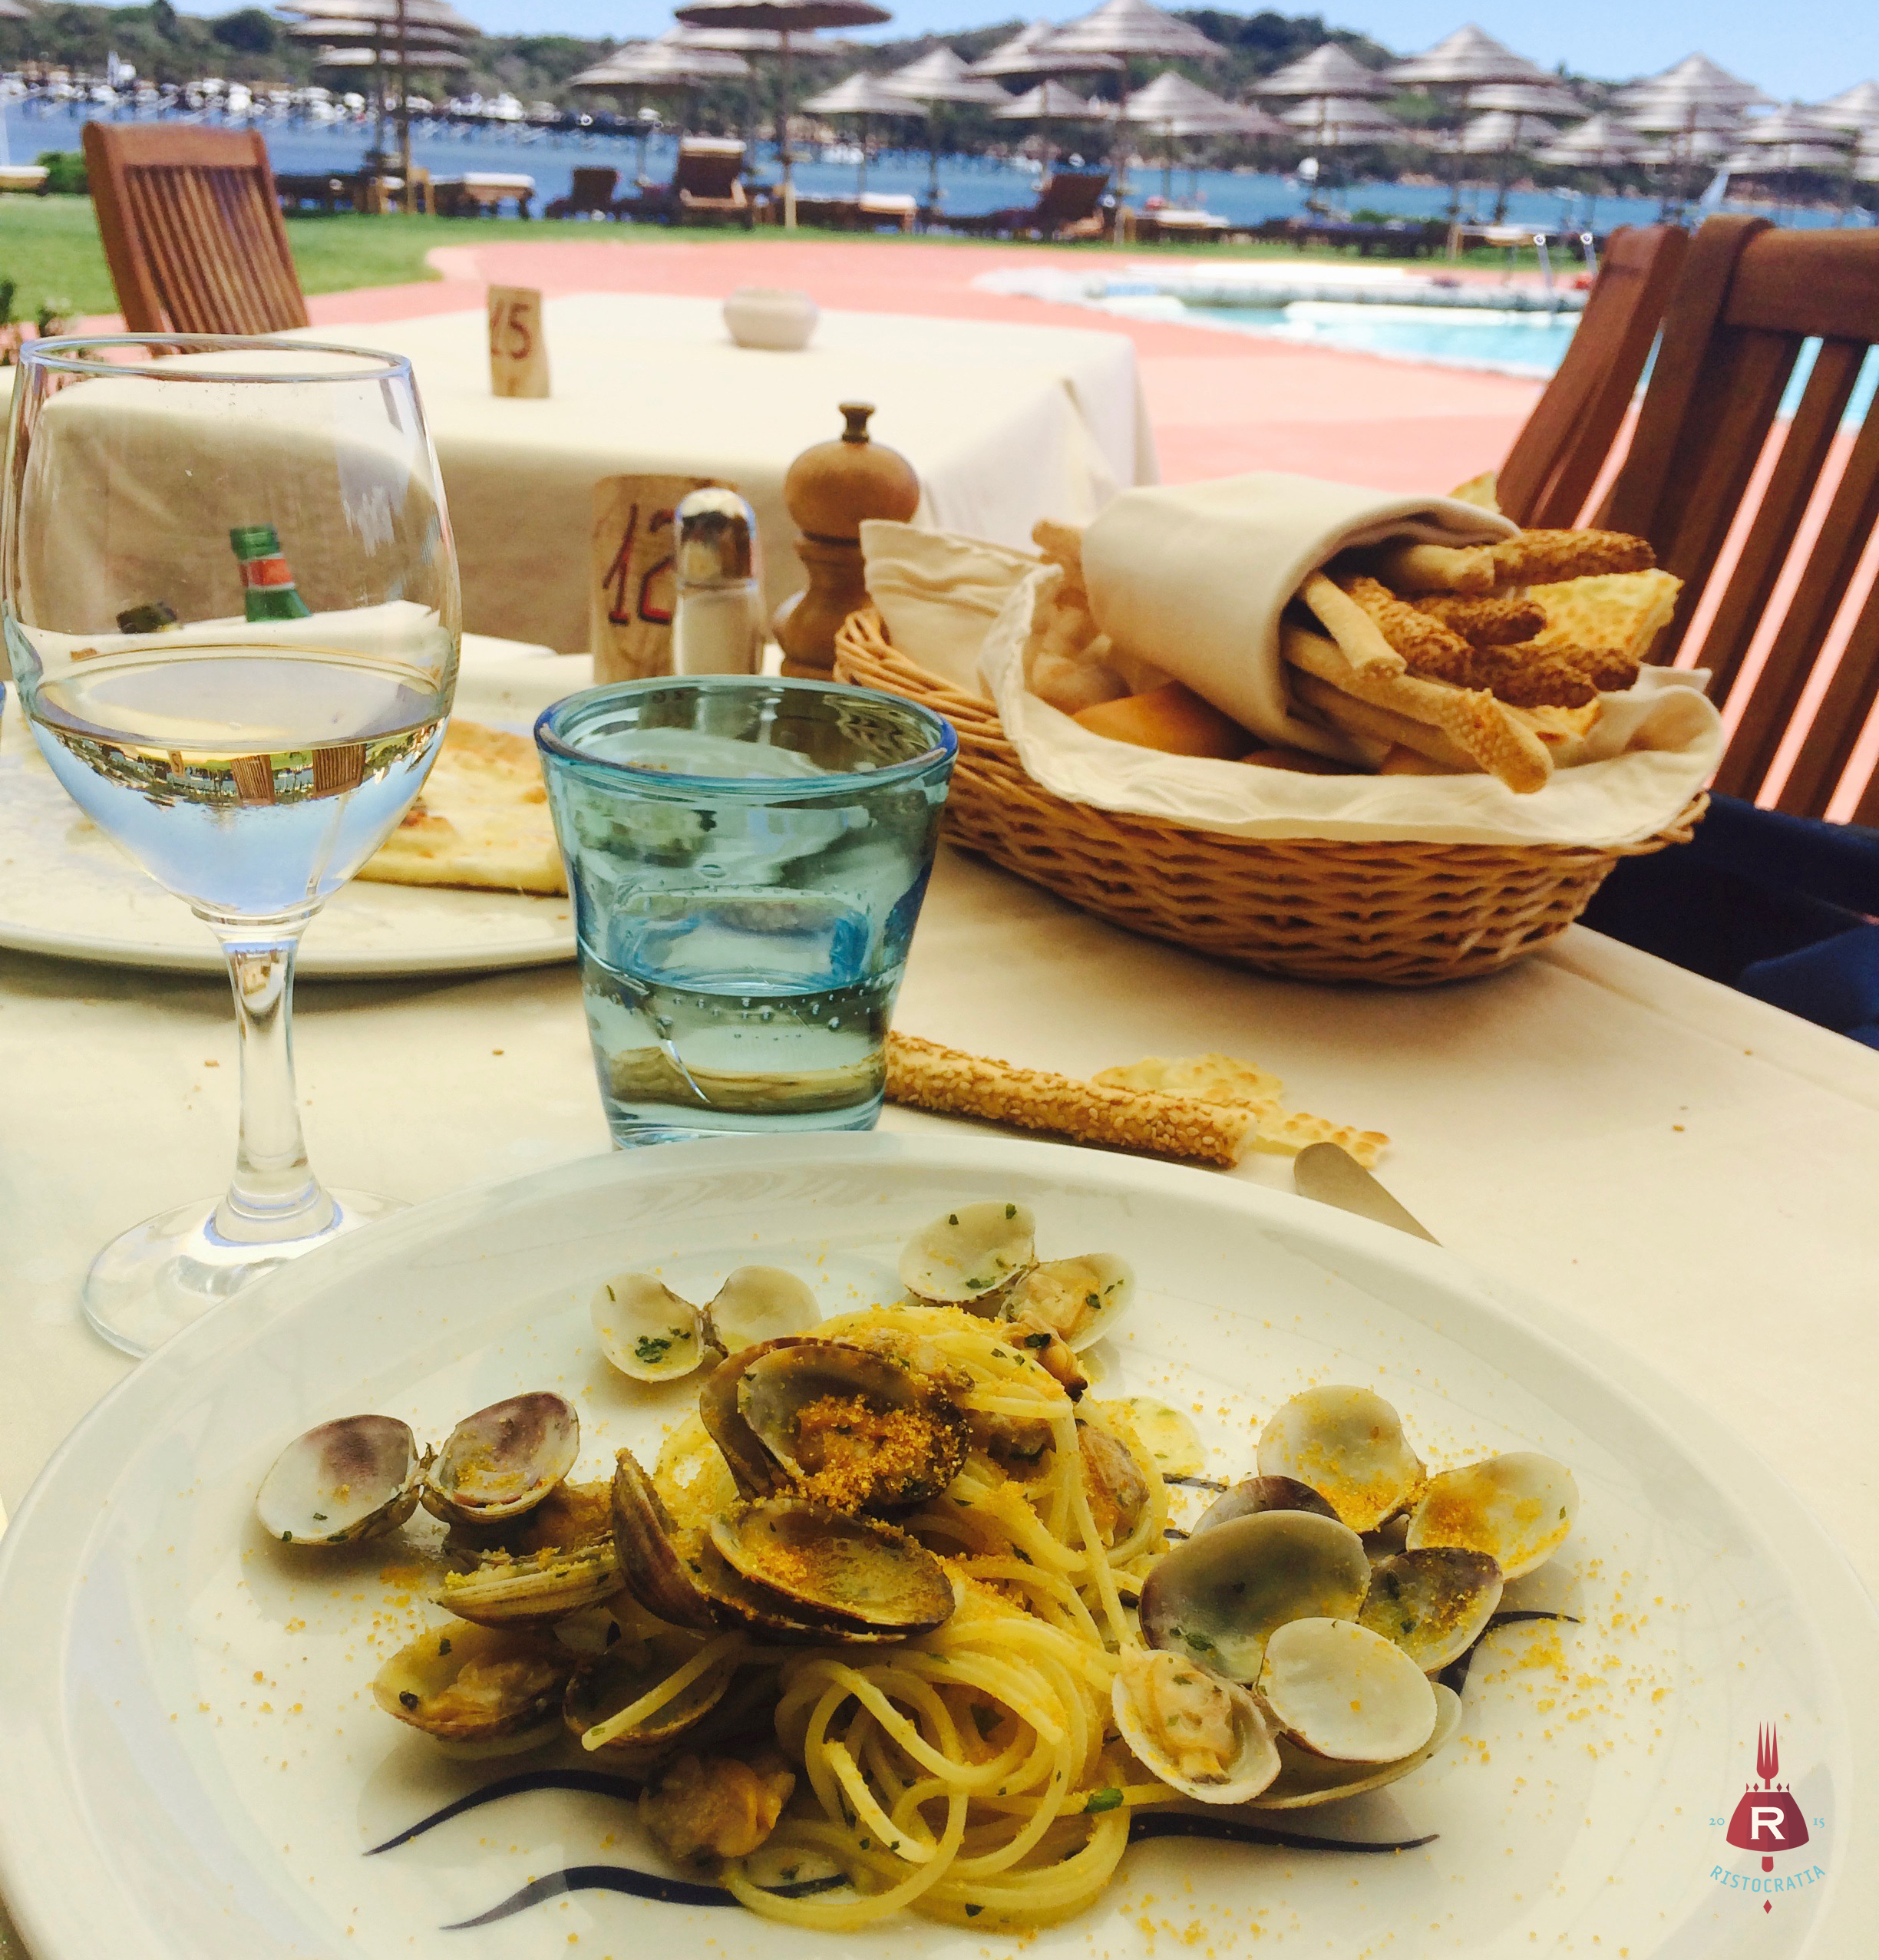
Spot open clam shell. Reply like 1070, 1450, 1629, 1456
256, 1414, 424, 1546
373, 1620, 573, 1750
1257, 1617, 1438, 1764
705, 1266, 821, 1356
1111, 1646, 1280, 1805
1139, 1510, 1371, 1684
1004, 1253, 1133, 1351
565, 1637, 738, 1754
898, 1200, 1036, 1309
1359, 1548, 1503, 1673
702, 1337, 970, 1513
1192, 1476, 1340, 1536
1095, 1397, 1207, 1481
1405, 1452, 1578, 1579
593, 1274, 708, 1384
422, 1391, 580, 1526
1256, 1386, 1424, 1534
1248, 1682, 1462, 1809
431, 1541, 622, 1629
1078, 1421, 1152, 1549
611, 1447, 720, 1632
708, 1498, 956, 1635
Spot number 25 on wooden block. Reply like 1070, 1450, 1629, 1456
590, 474, 728, 682
487, 285, 550, 399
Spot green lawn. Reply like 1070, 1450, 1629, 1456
0, 190, 1571, 325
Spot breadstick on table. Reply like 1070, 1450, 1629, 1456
1413, 594, 1547, 645
1490, 528, 1654, 585
1282, 622, 1553, 793
884, 1033, 1258, 1167
1299, 572, 1406, 678
1367, 541, 1497, 594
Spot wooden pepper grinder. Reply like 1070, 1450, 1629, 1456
774, 401, 920, 679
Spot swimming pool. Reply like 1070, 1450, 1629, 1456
1190, 302, 1580, 378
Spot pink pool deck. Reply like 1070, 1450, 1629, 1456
299, 236, 1544, 494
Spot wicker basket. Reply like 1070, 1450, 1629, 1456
834, 609, 1705, 987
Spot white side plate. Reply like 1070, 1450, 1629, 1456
0, 1134, 1870, 1960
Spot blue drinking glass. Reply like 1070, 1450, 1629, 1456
537, 676, 956, 1145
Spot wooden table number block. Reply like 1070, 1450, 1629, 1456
487, 285, 550, 399
590, 474, 729, 682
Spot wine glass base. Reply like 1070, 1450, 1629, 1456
81, 1189, 405, 1359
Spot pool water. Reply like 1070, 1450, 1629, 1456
1198, 302, 1581, 378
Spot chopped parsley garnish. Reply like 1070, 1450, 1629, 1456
1084, 1787, 1124, 1813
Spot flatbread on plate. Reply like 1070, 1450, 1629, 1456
358, 720, 566, 896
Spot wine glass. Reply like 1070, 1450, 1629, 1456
1, 336, 461, 1356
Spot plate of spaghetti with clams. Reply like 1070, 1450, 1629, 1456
0, 1135, 1871, 1960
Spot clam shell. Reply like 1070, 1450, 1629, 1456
431, 1541, 622, 1628
1004, 1253, 1133, 1351
564, 1639, 737, 1753
898, 1200, 1035, 1308
422, 1391, 580, 1526
1139, 1510, 1371, 1684
611, 1447, 719, 1632
691, 1539, 913, 1644
1078, 1421, 1151, 1549
708, 1499, 955, 1635
373, 1619, 573, 1747
1359, 1548, 1503, 1673
704, 1337, 969, 1513
256, 1414, 424, 1546
1256, 1617, 1438, 1764
1256, 1385, 1424, 1533
1404, 1452, 1578, 1579
1111, 1646, 1280, 1804
592, 1274, 708, 1383
1192, 1476, 1339, 1536
1095, 1397, 1207, 1480
705, 1266, 821, 1355
1247, 1683, 1462, 1809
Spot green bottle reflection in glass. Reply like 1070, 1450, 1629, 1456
230, 523, 313, 623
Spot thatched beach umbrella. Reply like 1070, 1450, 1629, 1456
1387, 25, 1548, 217
880, 47, 1006, 203
800, 70, 921, 192
1536, 112, 1645, 226
992, 78, 1109, 170
674, 0, 893, 223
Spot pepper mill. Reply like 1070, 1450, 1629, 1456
774, 401, 920, 680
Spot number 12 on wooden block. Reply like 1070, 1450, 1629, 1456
487, 285, 550, 398
590, 474, 728, 682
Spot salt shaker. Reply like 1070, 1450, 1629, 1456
671, 487, 764, 676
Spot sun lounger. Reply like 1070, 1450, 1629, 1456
546, 167, 620, 220
780, 191, 917, 233
952, 171, 1110, 242
621, 139, 754, 228
434, 173, 536, 219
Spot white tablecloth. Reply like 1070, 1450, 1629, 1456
290, 294, 1156, 651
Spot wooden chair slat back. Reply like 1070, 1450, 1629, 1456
1496, 225, 1687, 529
1593, 217, 1879, 818
674, 144, 745, 200
84, 122, 309, 335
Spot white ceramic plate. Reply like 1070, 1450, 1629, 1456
0, 645, 580, 979
0, 1134, 1871, 1960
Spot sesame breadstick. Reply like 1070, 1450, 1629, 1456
1489, 529, 1655, 585
1281, 623, 1552, 794
1338, 575, 1477, 681
884, 1034, 1257, 1168
1290, 670, 1478, 772
1412, 594, 1547, 645
1367, 541, 1497, 595
1299, 572, 1407, 678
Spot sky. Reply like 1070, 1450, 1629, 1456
389, 0, 1877, 104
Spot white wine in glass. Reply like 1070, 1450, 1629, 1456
1, 337, 461, 1356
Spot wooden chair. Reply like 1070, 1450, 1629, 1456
1494, 223, 1689, 528
953, 172, 1110, 242
82, 122, 309, 335
1593, 217, 1879, 819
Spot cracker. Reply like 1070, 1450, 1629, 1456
1092, 1052, 1388, 1168
1521, 569, 1683, 664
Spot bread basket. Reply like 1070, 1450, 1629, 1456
834, 609, 1704, 987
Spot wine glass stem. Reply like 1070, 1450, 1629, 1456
211, 930, 334, 1246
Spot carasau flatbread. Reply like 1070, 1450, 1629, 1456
359, 719, 566, 896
